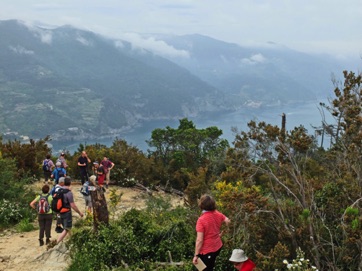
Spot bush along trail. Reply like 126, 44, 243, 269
0, 181, 175, 271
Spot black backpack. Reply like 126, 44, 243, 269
51, 188, 70, 213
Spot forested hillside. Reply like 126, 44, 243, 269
0, 20, 225, 141
0, 19, 351, 147
0, 69, 361, 270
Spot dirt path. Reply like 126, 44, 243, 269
0, 182, 183, 271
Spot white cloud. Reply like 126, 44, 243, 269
119, 33, 190, 58
23, 22, 53, 44
39, 31, 52, 44
9, 45, 34, 55
241, 53, 266, 65
1, 0, 362, 57
76, 35, 93, 46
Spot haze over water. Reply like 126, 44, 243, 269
52, 99, 334, 154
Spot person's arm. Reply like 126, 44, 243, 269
70, 202, 84, 217
220, 216, 231, 237
29, 196, 39, 209
193, 231, 204, 264
110, 161, 115, 170
224, 217, 231, 225
77, 158, 85, 166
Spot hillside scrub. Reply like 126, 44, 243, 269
68, 197, 196, 271
1, 70, 362, 270
0, 157, 34, 228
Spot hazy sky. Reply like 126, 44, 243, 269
1, 1, 361, 59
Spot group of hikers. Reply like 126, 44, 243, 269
31, 152, 255, 270
30, 151, 115, 246
42, 151, 114, 188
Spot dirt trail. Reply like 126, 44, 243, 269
0, 182, 184, 271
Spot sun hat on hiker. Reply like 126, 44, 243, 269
229, 249, 248, 263
58, 177, 65, 184
89, 175, 96, 182
56, 161, 61, 167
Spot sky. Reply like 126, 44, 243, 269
1, 1, 362, 60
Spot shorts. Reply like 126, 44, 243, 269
84, 195, 92, 207
60, 211, 72, 230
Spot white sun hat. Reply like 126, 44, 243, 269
229, 249, 248, 262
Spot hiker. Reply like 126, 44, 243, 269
42, 154, 55, 184
51, 177, 66, 233
56, 152, 68, 169
100, 156, 115, 189
193, 194, 230, 271
81, 175, 96, 214
51, 161, 67, 185
30, 184, 53, 246
78, 151, 91, 185
229, 249, 256, 271
57, 177, 84, 244
93, 161, 105, 189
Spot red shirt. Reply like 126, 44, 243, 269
196, 210, 226, 254
239, 259, 256, 271
100, 160, 112, 173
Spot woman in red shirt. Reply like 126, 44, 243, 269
229, 249, 256, 271
193, 194, 230, 271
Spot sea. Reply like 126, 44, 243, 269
51, 99, 335, 154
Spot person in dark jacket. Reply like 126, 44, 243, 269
77, 151, 91, 185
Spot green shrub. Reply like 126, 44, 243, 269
0, 158, 34, 228
69, 224, 141, 271
0, 199, 23, 226
68, 197, 195, 270
16, 218, 35, 232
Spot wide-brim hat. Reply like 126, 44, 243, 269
229, 249, 248, 262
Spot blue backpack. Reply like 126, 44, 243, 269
55, 168, 65, 182
42, 159, 51, 172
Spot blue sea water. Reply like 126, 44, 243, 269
52, 99, 335, 154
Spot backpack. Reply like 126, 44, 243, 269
37, 194, 50, 214
80, 187, 89, 196
56, 168, 65, 181
80, 182, 90, 196
51, 188, 70, 213
56, 158, 65, 168
42, 159, 51, 172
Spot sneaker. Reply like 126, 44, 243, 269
47, 239, 57, 249
39, 239, 44, 246
106, 184, 109, 189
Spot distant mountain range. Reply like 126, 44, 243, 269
0, 19, 354, 142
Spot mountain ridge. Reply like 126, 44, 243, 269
0, 19, 352, 144
0, 20, 226, 142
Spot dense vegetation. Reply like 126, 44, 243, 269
0, 20, 225, 140
0, 70, 361, 270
